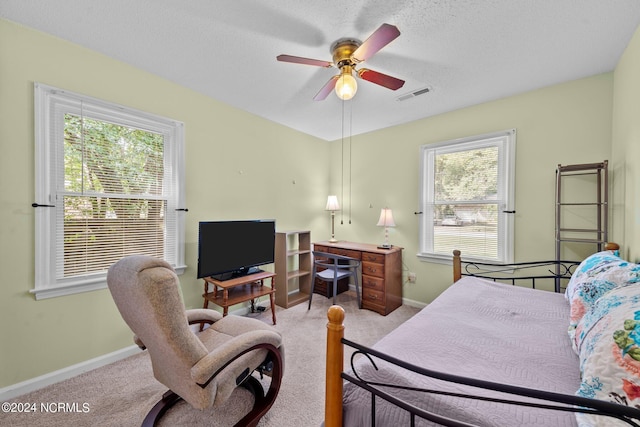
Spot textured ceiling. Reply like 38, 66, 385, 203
2, 1, 640, 141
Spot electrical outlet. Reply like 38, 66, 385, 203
408, 272, 416, 283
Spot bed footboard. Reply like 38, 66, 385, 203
326, 305, 345, 427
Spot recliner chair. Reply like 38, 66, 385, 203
107, 255, 284, 427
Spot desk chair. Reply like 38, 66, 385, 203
107, 255, 284, 427
308, 251, 361, 309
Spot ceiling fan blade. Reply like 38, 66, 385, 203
357, 68, 405, 91
351, 23, 400, 63
313, 75, 339, 101
277, 54, 333, 68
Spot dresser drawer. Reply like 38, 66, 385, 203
314, 245, 360, 260
362, 288, 385, 305
327, 247, 361, 260
362, 261, 384, 278
362, 275, 384, 292
362, 252, 384, 264
314, 245, 329, 253
362, 300, 386, 315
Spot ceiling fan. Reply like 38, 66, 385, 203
277, 23, 405, 101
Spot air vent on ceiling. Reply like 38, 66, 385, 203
396, 86, 432, 102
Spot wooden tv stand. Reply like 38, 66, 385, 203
202, 270, 277, 324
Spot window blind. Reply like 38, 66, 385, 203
432, 146, 500, 259
55, 109, 171, 279
34, 83, 184, 298
419, 129, 515, 264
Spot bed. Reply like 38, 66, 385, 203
324, 243, 640, 426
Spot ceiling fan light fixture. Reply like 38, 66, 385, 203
335, 69, 357, 100
277, 24, 404, 101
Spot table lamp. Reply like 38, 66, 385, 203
326, 195, 340, 243
376, 208, 395, 249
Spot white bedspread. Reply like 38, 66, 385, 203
343, 276, 580, 426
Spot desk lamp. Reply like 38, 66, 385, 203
326, 195, 340, 243
377, 208, 395, 249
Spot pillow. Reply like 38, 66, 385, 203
565, 250, 622, 304
575, 285, 640, 426
566, 251, 640, 350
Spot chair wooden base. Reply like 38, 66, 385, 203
141, 355, 283, 427
141, 389, 182, 427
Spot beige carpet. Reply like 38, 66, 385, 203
4, 291, 419, 426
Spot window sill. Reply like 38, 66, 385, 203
416, 253, 453, 265
30, 281, 108, 300
31, 264, 187, 300
417, 252, 505, 266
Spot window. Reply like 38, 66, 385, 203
33, 83, 185, 299
418, 129, 516, 264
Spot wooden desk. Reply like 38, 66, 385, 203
202, 270, 277, 324
313, 241, 403, 316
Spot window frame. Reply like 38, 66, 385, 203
418, 129, 516, 264
32, 83, 186, 299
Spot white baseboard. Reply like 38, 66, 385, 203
328, 284, 428, 310
0, 345, 142, 401
351, 283, 427, 310
308, 284, 428, 310
203, 287, 427, 313
402, 297, 427, 309
1, 292, 422, 402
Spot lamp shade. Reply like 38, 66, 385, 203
376, 208, 396, 227
325, 195, 340, 211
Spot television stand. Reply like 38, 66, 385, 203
202, 270, 277, 325
210, 267, 262, 281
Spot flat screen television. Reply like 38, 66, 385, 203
197, 219, 275, 280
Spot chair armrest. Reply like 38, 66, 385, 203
133, 334, 146, 350
133, 309, 222, 350
314, 251, 361, 268
191, 330, 282, 385
185, 308, 223, 326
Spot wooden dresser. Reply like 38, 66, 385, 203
313, 241, 403, 315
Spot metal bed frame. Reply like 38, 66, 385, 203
337, 336, 640, 427
324, 244, 637, 427
454, 250, 581, 293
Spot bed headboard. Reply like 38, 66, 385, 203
453, 242, 620, 292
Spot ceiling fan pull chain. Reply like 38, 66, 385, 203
341, 96, 345, 225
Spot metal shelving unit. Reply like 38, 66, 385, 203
555, 160, 608, 262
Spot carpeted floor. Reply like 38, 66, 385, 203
3, 291, 419, 426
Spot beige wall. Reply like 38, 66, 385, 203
0, 17, 636, 388
0, 19, 328, 387
612, 25, 640, 261
329, 73, 614, 304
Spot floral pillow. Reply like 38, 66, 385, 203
566, 251, 640, 350
565, 250, 622, 305
575, 285, 640, 426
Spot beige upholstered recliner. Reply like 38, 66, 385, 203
107, 255, 284, 427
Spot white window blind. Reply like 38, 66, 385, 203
33, 83, 185, 299
419, 130, 516, 264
